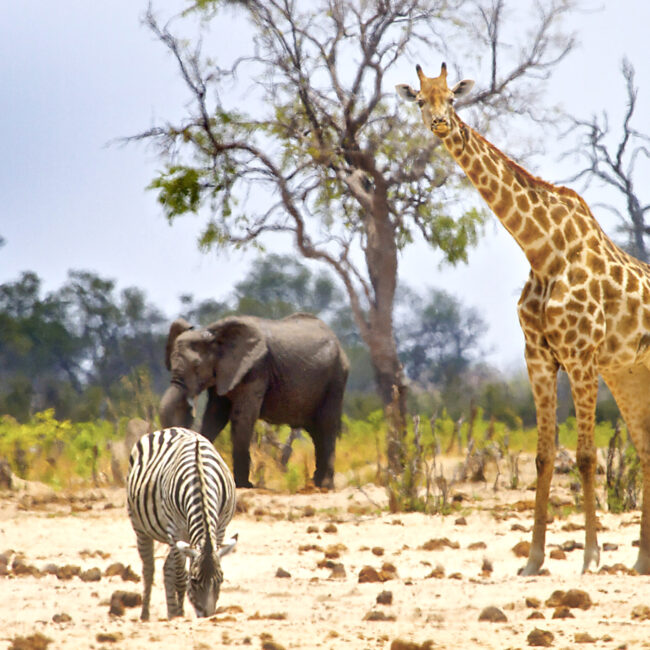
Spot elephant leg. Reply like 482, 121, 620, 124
308, 425, 335, 489
200, 386, 231, 442
310, 381, 344, 489
230, 406, 258, 488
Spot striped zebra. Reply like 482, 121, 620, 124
127, 427, 237, 620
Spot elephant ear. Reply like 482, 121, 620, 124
208, 317, 267, 395
165, 318, 193, 370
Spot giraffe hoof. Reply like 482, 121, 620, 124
518, 561, 544, 577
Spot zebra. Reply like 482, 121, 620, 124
126, 427, 237, 620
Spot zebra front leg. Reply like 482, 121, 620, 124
163, 547, 187, 618
136, 533, 155, 621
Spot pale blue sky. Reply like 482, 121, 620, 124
2, 1, 650, 371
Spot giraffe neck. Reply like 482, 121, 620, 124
440, 113, 601, 275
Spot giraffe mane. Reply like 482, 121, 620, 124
463, 117, 593, 217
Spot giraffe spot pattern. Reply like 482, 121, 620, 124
532, 206, 551, 232
516, 193, 530, 212
519, 220, 543, 246
551, 229, 566, 252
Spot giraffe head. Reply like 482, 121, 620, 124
396, 62, 474, 137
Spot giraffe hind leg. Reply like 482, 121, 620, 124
604, 365, 650, 574
565, 361, 600, 573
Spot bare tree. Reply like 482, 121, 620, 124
562, 58, 650, 262
130, 0, 576, 417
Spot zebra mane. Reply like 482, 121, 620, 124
195, 438, 218, 560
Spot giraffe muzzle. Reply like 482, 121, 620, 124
430, 117, 450, 136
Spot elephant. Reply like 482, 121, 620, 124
159, 312, 349, 489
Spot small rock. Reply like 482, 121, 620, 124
372, 547, 384, 556
359, 566, 382, 583
528, 611, 545, 620
364, 610, 396, 621
468, 541, 487, 550
52, 613, 72, 623
109, 590, 141, 616
527, 628, 554, 647
562, 589, 592, 610
481, 558, 493, 575
631, 605, 650, 620
328, 563, 346, 579
478, 606, 507, 622
512, 541, 530, 558
455, 516, 467, 526
8, 632, 53, 650
260, 633, 285, 650
376, 590, 393, 605
602, 542, 618, 551
302, 505, 316, 517
545, 590, 565, 607
109, 596, 125, 617
323, 523, 337, 533
549, 548, 566, 560
552, 606, 574, 619
525, 597, 541, 609
420, 537, 459, 551
55, 565, 81, 580
80, 568, 102, 582
120, 565, 140, 582
306, 525, 319, 534
104, 562, 126, 577
379, 562, 398, 581
96, 633, 123, 643
574, 632, 597, 644
599, 563, 637, 575
390, 640, 435, 650
275, 567, 291, 578
12, 559, 41, 577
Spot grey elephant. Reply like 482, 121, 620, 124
159, 313, 349, 489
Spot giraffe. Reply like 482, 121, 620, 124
397, 62, 650, 576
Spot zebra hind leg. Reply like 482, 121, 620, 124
136, 533, 155, 621
163, 547, 188, 618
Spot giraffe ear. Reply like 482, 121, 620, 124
451, 79, 474, 99
395, 84, 418, 102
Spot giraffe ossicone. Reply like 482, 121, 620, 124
397, 62, 650, 576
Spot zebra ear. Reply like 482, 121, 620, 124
218, 533, 238, 558
175, 540, 200, 559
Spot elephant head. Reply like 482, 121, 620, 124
164, 316, 268, 399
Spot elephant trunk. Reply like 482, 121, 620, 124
160, 383, 194, 430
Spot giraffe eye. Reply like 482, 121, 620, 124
417, 99, 425, 108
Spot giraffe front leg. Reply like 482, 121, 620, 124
567, 362, 600, 573
520, 353, 559, 576
634, 456, 650, 574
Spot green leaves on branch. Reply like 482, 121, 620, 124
149, 166, 202, 220
416, 206, 488, 265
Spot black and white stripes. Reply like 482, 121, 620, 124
127, 427, 236, 620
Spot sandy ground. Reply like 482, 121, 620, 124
1, 455, 650, 650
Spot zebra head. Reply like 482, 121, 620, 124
188, 540, 223, 618
176, 533, 237, 617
